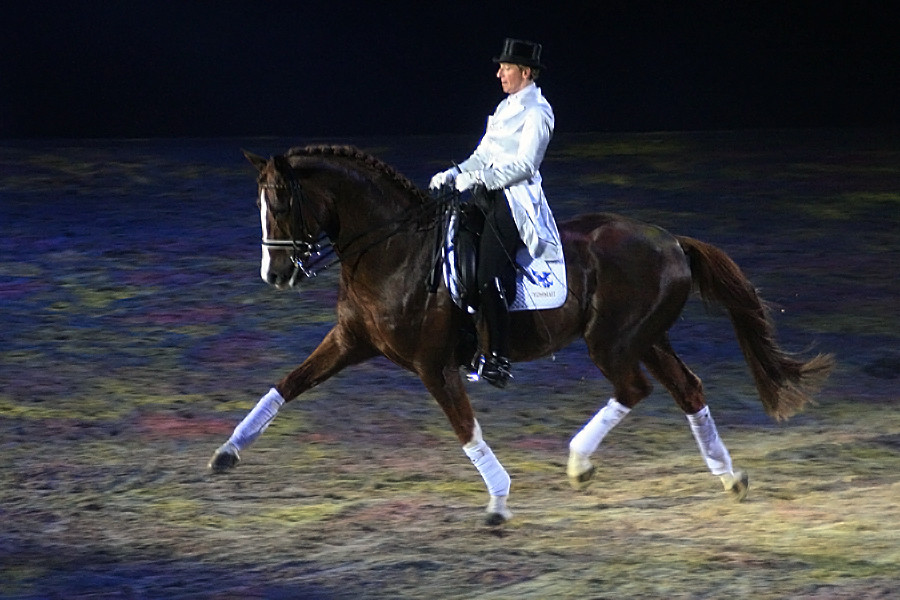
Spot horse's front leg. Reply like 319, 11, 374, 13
421, 365, 512, 526
208, 326, 373, 473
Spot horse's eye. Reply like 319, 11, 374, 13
262, 192, 289, 218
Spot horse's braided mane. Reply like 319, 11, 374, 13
285, 144, 429, 203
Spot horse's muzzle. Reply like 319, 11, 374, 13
260, 247, 298, 289
260, 236, 337, 289
263, 270, 295, 289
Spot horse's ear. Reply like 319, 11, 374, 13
242, 149, 268, 172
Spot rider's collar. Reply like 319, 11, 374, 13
507, 82, 537, 105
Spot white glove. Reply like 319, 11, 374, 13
454, 170, 483, 192
429, 167, 459, 190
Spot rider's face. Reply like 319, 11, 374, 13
496, 63, 530, 95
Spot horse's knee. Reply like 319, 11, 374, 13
612, 365, 652, 409
463, 419, 483, 448
674, 375, 705, 414
421, 367, 477, 444
633, 375, 653, 399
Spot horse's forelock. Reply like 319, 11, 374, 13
270, 155, 293, 180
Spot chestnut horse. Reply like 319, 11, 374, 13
209, 145, 832, 525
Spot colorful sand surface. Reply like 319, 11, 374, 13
0, 130, 897, 598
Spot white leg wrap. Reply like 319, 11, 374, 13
569, 397, 631, 456
228, 387, 284, 451
463, 420, 510, 498
686, 405, 733, 477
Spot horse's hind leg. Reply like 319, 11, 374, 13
641, 337, 749, 501
567, 397, 631, 489
566, 355, 651, 489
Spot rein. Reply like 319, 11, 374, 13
261, 170, 447, 287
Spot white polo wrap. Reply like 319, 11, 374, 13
228, 387, 285, 451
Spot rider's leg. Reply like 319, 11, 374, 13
475, 190, 520, 388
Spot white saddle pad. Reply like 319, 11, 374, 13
443, 221, 567, 313
508, 247, 568, 312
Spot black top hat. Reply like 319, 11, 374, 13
493, 38, 546, 70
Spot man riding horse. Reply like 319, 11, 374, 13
211, 39, 833, 525
430, 38, 562, 388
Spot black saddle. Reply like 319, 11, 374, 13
427, 187, 486, 312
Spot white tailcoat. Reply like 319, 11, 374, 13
457, 83, 562, 261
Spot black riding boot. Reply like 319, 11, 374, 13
478, 277, 512, 388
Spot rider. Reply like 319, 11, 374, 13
429, 38, 562, 388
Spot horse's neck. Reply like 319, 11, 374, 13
308, 174, 430, 272
292, 150, 432, 276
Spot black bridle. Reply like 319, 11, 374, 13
259, 175, 337, 285
260, 165, 453, 288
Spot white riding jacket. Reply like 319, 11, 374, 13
457, 82, 563, 261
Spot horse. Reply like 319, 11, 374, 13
209, 144, 833, 525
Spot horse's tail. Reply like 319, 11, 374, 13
677, 235, 834, 421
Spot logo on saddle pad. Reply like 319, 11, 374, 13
508, 248, 567, 311
437, 199, 567, 313
441, 216, 567, 312
530, 269, 553, 289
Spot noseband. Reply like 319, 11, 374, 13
260, 175, 337, 284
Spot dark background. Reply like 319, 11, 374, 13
2, 2, 898, 138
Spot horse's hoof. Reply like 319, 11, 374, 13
208, 442, 240, 473
567, 451, 595, 490
484, 512, 509, 527
727, 470, 749, 502
485, 496, 513, 526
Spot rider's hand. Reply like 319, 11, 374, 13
429, 168, 459, 190
454, 170, 482, 192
